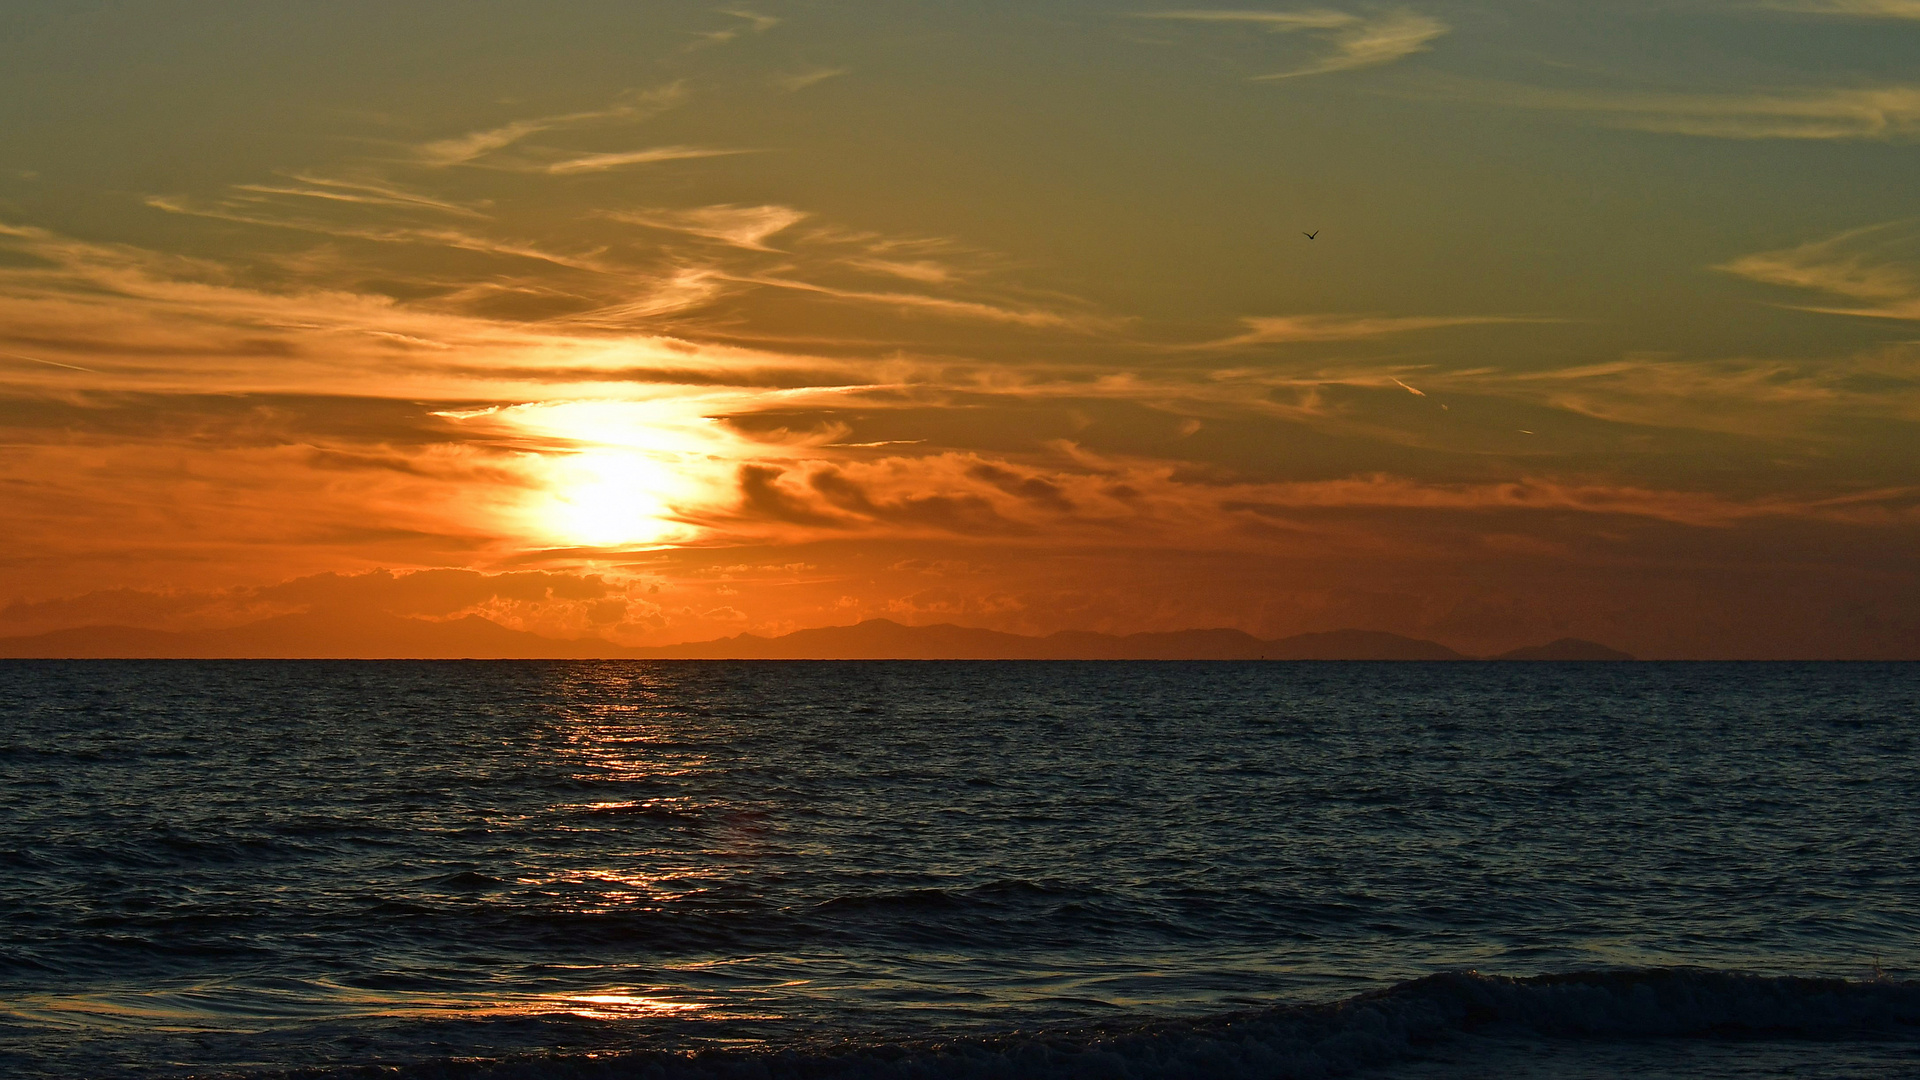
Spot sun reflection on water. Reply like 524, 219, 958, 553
2, 983, 715, 1029
553, 992, 710, 1020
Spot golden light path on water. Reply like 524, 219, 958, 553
4, 983, 722, 1030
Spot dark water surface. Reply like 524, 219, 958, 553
1, 661, 1916, 1078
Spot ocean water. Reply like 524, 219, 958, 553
1, 660, 1915, 1080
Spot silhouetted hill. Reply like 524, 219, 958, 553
635, 619, 1041, 659
1492, 638, 1636, 661
0, 624, 186, 658
1264, 629, 1468, 660
1044, 627, 1270, 660
630, 620, 1469, 660
632, 621, 1277, 659
1, 613, 1623, 661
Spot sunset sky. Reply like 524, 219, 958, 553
3, 0, 1918, 658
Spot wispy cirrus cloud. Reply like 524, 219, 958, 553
686, 9, 781, 50
774, 67, 850, 92
141, 161, 1105, 341
1454, 80, 1920, 140
418, 119, 554, 168
416, 84, 688, 166
841, 257, 954, 284
1486, 351, 1920, 433
1218, 473, 1920, 528
544, 145, 754, 174
1258, 9, 1446, 79
737, 275, 1117, 331
1763, 0, 1920, 17
1135, 9, 1356, 30
604, 204, 808, 250
1136, 7, 1447, 78
1719, 221, 1920, 318
1203, 313, 1540, 346
142, 195, 612, 271
232, 175, 488, 218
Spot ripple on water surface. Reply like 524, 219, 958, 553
0, 659, 1915, 1078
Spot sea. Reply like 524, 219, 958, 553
1, 660, 1915, 1079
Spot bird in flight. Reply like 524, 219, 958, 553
1302, 230, 1319, 239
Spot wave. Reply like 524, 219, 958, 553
812, 878, 1089, 913
259, 968, 1919, 1080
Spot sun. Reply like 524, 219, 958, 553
480, 397, 757, 550
448, 393, 781, 550
541, 450, 691, 548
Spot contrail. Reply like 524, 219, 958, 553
5, 352, 98, 373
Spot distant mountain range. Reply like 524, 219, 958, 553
1491, 637, 1635, 661
0, 613, 1634, 660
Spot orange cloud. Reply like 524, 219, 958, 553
1204, 313, 1542, 347
3, 56, 1916, 662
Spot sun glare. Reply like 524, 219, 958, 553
478, 397, 763, 550
544, 451, 689, 547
